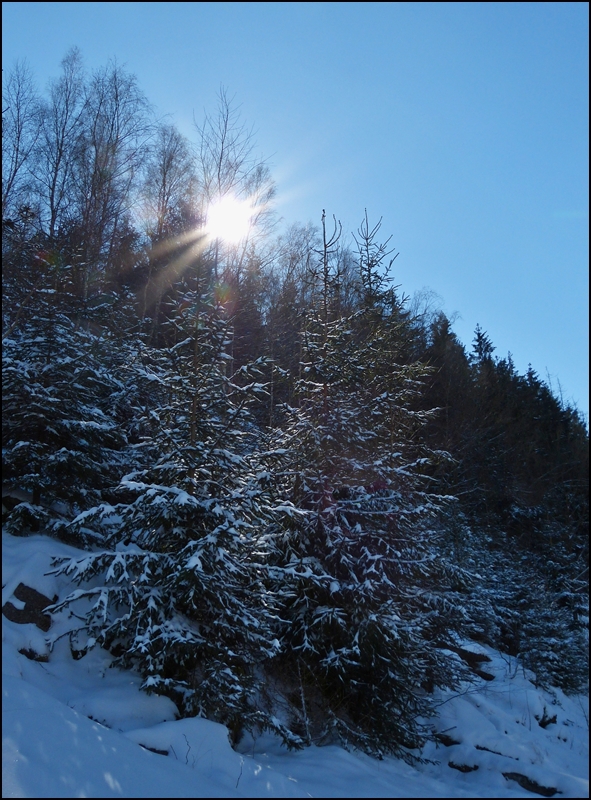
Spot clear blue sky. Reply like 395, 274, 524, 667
3, 1, 589, 422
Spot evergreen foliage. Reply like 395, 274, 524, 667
2, 235, 129, 540
47, 279, 301, 746
262, 215, 473, 758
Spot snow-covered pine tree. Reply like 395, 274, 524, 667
48, 276, 301, 747
264, 213, 472, 760
440, 328, 589, 695
2, 240, 129, 540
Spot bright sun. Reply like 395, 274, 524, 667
206, 196, 252, 244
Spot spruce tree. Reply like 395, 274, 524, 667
48, 277, 299, 746
265, 213, 471, 759
2, 237, 128, 540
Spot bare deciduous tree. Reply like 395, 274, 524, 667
142, 122, 196, 243
2, 60, 41, 219
71, 60, 153, 287
34, 47, 86, 241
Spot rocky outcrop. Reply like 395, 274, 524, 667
2, 582, 57, 632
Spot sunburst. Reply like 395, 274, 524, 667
206, 195, 253, 244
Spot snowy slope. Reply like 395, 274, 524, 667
2, 531, 589, 798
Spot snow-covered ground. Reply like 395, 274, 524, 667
2, 531, 589, 798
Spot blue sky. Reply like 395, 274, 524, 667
3, 1, 588, 421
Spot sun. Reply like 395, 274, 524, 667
206, 195, 252, 244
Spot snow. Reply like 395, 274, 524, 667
2, 530, 589, 798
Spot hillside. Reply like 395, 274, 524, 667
3, 530, 588, 798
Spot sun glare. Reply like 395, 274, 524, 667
206, 196, 252, 244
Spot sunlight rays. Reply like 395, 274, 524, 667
140, 194, 258, 313
141, 229, 209, 312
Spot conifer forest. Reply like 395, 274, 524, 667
2, 51, 588, 761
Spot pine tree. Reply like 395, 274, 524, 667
48, 279, 301, 746
264, 213, 471, 759
2, 239, 128, 540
